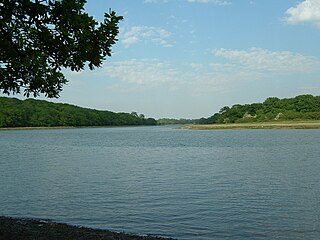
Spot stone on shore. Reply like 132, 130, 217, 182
0, 216, 174, 240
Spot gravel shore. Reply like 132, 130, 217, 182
0, 216, 174, 240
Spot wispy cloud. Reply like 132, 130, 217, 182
213, 48, 320, 73
121, 26, 172, 48
103, 59, 179, 86
284, 0, 320, 28
99, 59, 231, 95
89, 48, 320, 98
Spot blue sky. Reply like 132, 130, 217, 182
13, 0, 320, 118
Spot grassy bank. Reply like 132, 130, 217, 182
183, 120, 320, 130
0, 216, 174, 240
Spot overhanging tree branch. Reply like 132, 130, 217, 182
0, 0, 123, 98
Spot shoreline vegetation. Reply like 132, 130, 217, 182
0, 216, 174, 240
1, 94, 320, 129
198, 95, 320, 125
0, 125, 151, 131
0, 97, 157, 128
2, 120, 320, 131
183, 120, 320, 130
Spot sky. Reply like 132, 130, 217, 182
7, 0, 320, 118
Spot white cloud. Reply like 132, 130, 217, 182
99, 59, 232, 96
103, 59, 179, 85
213, 48, 320, 73
285, 0, 320, 28
101, 48, 320, 94
190, 63, 203, 70
121, 26, 172, 48
93, 48, 320, 99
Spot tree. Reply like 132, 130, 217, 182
130, 112, 138, 118
139, 114, 145, 119
219, 106, 230, 114
0, 97, 158, 127
263, 97, 280, 113
0, 0, 123, 98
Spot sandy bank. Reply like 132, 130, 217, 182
183, 121, 320, 130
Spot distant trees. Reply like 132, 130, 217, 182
200, 95, 320, 124
157, 118, 198, 125
0, 97, 157, 127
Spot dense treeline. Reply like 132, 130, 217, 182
157, 118, 197, 125
0, 97, 157, 128
199, 94, 320, 124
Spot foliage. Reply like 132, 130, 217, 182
157, 118, 198, 125
0, 97, 157, 127
0, 0, 123, 98
200, 95, 320, 124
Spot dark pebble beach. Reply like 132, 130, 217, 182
0, 216, 174, 240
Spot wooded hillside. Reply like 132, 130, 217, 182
199, 95, 320, 124
0, 97, 157, 128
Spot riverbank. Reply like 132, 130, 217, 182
0, 126, 77, 131
0, 216, 174, 240
0, 125, 153, 131
183, 121, 320, 130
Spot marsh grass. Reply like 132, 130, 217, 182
184, 120, 320, 130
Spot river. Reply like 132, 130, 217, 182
0, 126, 319, 239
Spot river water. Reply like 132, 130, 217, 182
0, 126, 320, 239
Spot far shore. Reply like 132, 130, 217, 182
0, 125, 153, 131
183, 120, 320, 130
0, 126, 77, 131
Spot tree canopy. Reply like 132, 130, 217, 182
199, 95, 320, 124
0, 0, 123, 98
0, 97, 157, 127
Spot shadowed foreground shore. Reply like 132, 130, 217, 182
0, 216, 174, 240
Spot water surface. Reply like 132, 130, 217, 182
0, 126, 319, 239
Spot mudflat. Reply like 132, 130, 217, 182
0, 216, 174, 240
184, 121, 320, 130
